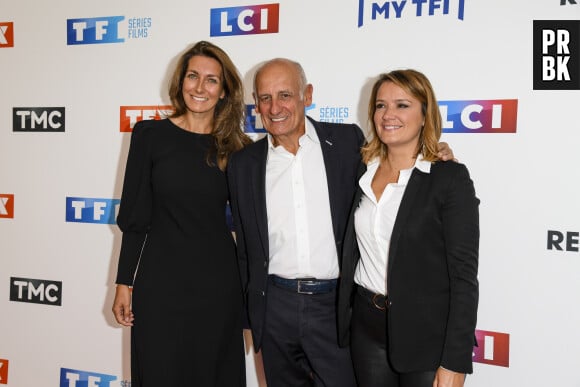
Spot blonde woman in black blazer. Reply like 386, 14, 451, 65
337, 69, 479, 387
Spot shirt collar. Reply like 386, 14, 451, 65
266, 118, 320, 151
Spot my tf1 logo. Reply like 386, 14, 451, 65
120, 105, 173, 132
439, 99, 518, 133
357, 0, 465, 27
0, 358, 8, 385
10, 277, 62, 306
67, 16, 124, 45
210, 3, 279, 36
0, 22, 14, 48
473, 329, 510, 367
66, 197, 120, 224
60, 368, 117, 387
533, 20, 580, 90
13, 107, 65, 132
0, 194, 14, 218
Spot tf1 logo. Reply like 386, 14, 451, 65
0, 22, 14, 48
9, 277, 62, 306
0, 194, 14, 218
439, 99, 518, 133
0, 358, 8, 385
67, 16, 124, 45
66, 197, 120, 224
473, 329, 510, 367
210, 3, 279, 36
120, 105, 173, 132
533, 20, 580, 90
13, 107, 65, 132
245, 104, 266, 134
60, 368, 117, 387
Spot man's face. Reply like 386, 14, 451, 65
254, 61, 313, 145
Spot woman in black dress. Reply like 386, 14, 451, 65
111, 41, 252, 386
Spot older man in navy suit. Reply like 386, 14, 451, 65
228, 58, 362, 387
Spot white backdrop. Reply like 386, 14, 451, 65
1, 1, 580, 386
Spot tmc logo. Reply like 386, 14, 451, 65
210, 3, 279, 36
0, 22, 14, 48
13, 107, 65, 132
561, 0, 578, 4
9, 277, 62, 306
439, 99, 518, 133
66, 197, 120, 224
120, 105, 173, 132
547, 230, 579, 252
533, 20, 580, 90
67, 16, 125, 45
0, 358, 8, 385
473, 329, 510, 367
358, 0, 465, 27
60, 368, 117, 387
0, 194, 14, 218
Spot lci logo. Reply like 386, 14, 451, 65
473, 329, 510, 367
0, 22, 14, 48
439, 99, 518, 133
358, 0, 465, 27
0, 358, 8, 385
66, 197, 120, 225
0, 194, 14, 218
533, 20, 580, 90
60, 368, 117, 387
210, 4, 279, 36
120, 105, 173, 132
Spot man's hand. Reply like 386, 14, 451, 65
437, 142, 456, 161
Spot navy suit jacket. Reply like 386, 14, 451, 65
337, 160, 480, 374
227, 116, 365, 351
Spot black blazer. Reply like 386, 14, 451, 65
227, 117, 365, 351
337, 160, 480, 374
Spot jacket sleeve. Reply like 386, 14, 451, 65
226, 152, 250, 328
115, 121, 154, 285
440, 163, 480, 373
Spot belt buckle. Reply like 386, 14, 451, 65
372, 293, 386, 310
297, 279, 315, 295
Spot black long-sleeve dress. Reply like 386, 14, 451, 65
115, 118, 245, 387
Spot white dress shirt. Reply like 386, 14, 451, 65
265, 120, 339, 280
354, 156, 431, 295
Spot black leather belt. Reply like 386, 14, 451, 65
270, 275, 338, 295
356, 285, 388, 310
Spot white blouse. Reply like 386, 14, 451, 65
353, 156, 431, 295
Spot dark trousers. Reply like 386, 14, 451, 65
350, 286, 436, 387
261, 277, 357, 387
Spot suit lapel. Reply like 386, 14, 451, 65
387, 169, 427, 277
309, 118, 341, 241
251, 138, 270, 259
